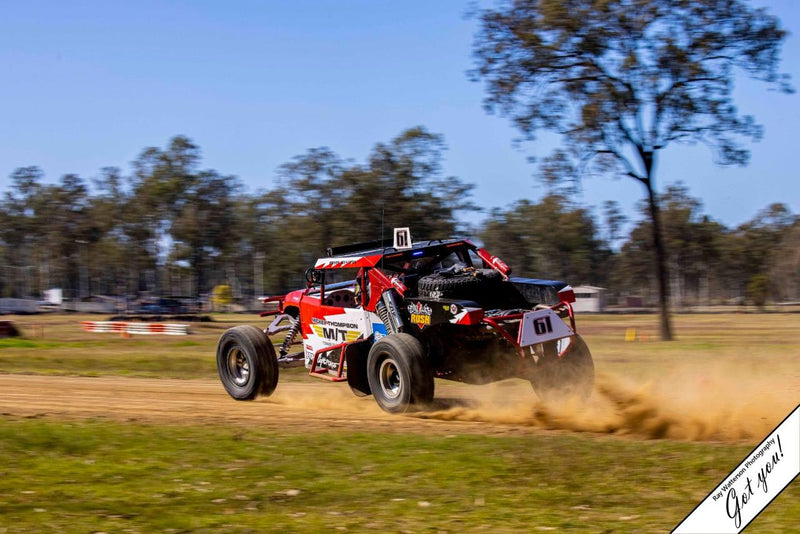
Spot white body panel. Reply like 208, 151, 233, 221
518, 308, 574, 347
302, 308, 378, 368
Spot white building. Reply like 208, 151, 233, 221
572, 285, 606, 313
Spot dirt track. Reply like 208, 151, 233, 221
0, 374, 545, 436
1, 372, 794, 441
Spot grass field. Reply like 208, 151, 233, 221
2, 417, 798, 533
1, 312, 798, 532
2, 312, 799, 381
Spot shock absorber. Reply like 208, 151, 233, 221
376, 290, 405, 334
375, 301, 392, 334
279, 316, 301, 357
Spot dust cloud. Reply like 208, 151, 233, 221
414, 364, 799, 442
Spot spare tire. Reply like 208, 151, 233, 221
417, 268, 502, 301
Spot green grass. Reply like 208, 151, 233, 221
1, 312, 799, 383
577, 313, 800, 380
0, 338, 68, 349
1, 417, 797, 533
0, 314, 798, 531
0, 314, 260, 379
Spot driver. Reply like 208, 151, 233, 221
353, 269, 368, 307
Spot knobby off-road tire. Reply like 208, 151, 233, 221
417, 268, 502, 301
217, 325, 279, 400
529, 334, 594, 403
366, 333, 434, 413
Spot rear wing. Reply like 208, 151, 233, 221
326, 238, 394, 257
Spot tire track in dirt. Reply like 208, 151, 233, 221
0, 374, 541, 436
1, 370, 795, 441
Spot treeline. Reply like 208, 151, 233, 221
0, 128, 473, 301
483, 186, 799, 306
1, 128, 798, 306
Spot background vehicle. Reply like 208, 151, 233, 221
217, 234, 594, 413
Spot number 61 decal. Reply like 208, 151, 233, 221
518, 309, 574, 347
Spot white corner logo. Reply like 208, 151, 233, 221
673, 404, 799, 533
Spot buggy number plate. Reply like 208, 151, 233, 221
518, 309, 574, 347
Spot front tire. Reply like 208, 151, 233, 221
529, 334, 594, 402
367, 333, 434, 413
217, 325, 279, 400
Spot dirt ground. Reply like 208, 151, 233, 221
2, 371, 795, 441
0, 374, 545, 436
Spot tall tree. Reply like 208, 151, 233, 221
170, 171, 241, 295
277, 127, 476, 255
722, 203, 796, 301
480, 193, 608, 285
129, 136, 203, 294
0, 167, 44, 296
618, 184, 726, 306
769, 218, 800, 302
472, 0, 791, 339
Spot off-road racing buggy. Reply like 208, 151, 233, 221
216, 232, 594, 413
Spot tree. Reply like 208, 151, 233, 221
472, 0, 791, 339
273, 128, 476, 272
344, 127, 477, 241
617, 184, 726, 306
480, 193, 608, 285
602, 200, 627, 248
720, 203, 795, 301
0, 167, 44, 297
769, 219, 800, 302
170, 171, 241, 295
746, 273, 769, 309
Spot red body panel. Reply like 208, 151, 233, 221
314, 254, 383, 269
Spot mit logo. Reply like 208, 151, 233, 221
393, 227, 412, 250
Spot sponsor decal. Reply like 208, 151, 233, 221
314, 256, 362, 268
673, 405, 799, 533
311, 317, 358, 329
316, 353, 340, 371
311, 324, 361, 344
372, 322, 387, 340
407, 301, 432, 328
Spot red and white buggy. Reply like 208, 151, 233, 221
216, 234, 594, 413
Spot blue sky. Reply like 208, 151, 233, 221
1, 0, 798, 230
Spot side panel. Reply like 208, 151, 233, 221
300, 306, 371, 368
518, 309, 574, 347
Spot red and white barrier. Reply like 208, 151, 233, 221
81, 321, 189, 335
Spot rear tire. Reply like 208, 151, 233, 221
217, 325, 279, 400
367, 333, 434, 413
529, 334, 594, 402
